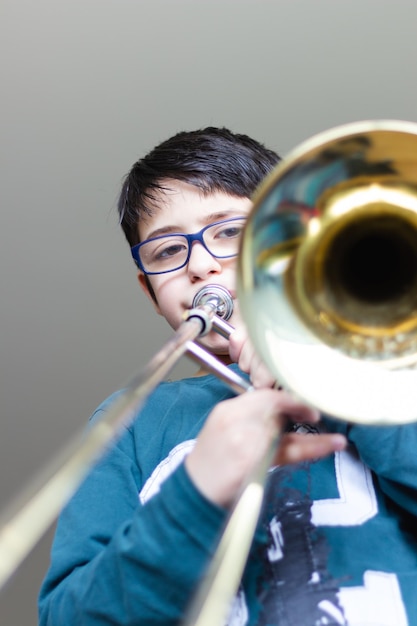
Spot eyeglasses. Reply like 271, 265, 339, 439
131, 216, 246, 275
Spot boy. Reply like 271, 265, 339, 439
39, 128, 417, 625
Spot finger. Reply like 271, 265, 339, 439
274, 432, 347, 466
229, 328, 276, 389
228, 326, 250, 366
249, 359, 276, 389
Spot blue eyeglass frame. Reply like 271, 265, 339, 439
131, 216, 246, 275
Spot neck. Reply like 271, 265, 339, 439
191, 351, 232, 377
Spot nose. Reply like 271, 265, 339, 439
187, 241, 222, 282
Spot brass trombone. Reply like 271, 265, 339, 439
2, 120, 417, 626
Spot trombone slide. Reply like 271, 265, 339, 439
0, 290, 247, 591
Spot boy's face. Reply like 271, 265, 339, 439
137, 180, 252, 361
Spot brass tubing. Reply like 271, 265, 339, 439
183, 434, 280, 626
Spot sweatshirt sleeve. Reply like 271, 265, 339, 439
38, 421, 227, 626
324, 417, 417, 518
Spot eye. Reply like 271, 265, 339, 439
152, 239, 187, 261
216, 221, 245, 239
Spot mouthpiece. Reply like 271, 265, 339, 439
192, 284, 234, 321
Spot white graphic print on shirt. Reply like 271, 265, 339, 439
139, 445, 407, 625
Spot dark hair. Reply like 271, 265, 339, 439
118, 126, 281, 247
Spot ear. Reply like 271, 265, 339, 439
137, 272, 162, 315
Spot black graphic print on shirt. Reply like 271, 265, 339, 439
255, 466, 347, 626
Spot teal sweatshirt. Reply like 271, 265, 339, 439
39, 365, 417, 625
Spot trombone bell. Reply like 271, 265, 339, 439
238, 120, 417, 425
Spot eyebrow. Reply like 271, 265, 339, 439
144, 211, 244, 241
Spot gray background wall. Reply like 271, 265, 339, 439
1, 1, 417, 624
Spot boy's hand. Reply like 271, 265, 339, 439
228, 326, 277, 389
185, 389, 346, 508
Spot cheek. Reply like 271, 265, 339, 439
150, 279, 185, 330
